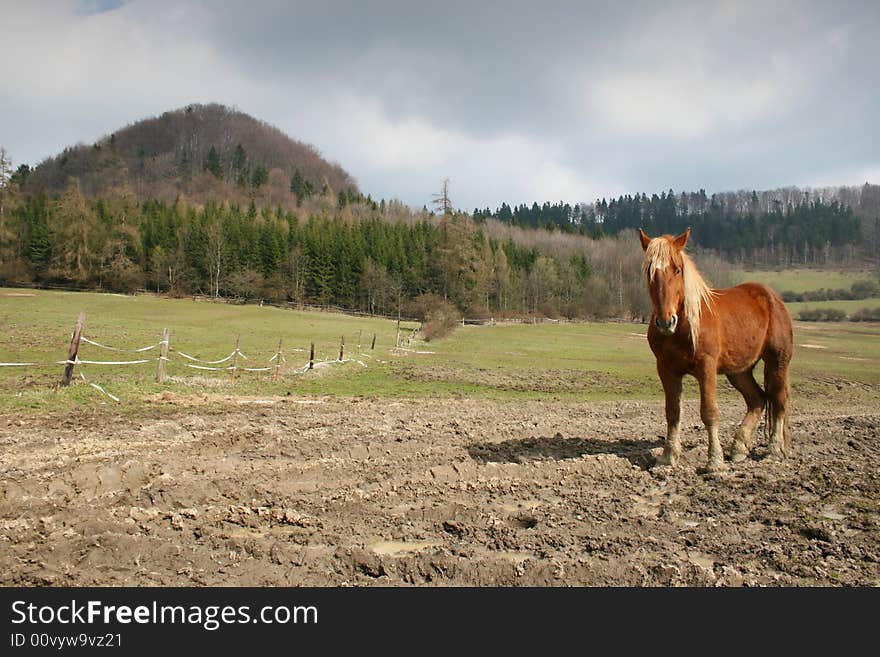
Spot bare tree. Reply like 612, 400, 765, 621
0, 147, 11, 187
0, 147, 12, 222
204, 214, 225, 298
432, 178, 452, 216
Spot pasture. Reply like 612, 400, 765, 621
1, 288, 878, 586
733, 268, 876, 294
2, 287, 878, 410
787, 297, 880, 318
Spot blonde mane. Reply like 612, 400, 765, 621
642, 237, 716, 348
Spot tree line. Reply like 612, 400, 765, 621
475, 186, 878, 268
1, 182, 634, 319
2, 146, 877, 322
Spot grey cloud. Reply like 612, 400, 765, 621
1, 0, 878, 209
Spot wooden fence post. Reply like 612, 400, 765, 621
309, 341, 315, 370
273, 338, 283, 382
59, 312, 85, 387
339, 335, 345, 361
230, 335, 240, 383
156, 327, 170, 383
371, 333, 376, 350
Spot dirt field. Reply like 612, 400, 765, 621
1, 391, 877, 587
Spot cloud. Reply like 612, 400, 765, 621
582, 1, 850, 140
806, 164, 880, 189
589, 74, 770, 140
1, 2, 258, 161
75, 0, 129, 16
1, 0, 878, 208
311, 94, 620, 208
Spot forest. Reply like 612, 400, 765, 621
475, 186, 878, 267
0, 182, 619, 319
2, 178, 876, 322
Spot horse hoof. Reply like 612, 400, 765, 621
697, 461, 727, 476
766, 447, 786, 461
654, 452, 679, 468
730, 448, 749, 463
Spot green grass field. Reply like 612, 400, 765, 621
0, 288, 419, 410
1, 288, 878, 413
787, 298, 880, 317
733, 269, 876, 294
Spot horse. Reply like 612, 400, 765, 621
638, 227, 793, 473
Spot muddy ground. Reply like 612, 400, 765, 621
1, 391, 878, 586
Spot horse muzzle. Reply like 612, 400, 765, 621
654, 313, 678, 335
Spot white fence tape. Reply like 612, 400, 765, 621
175, 350, 234, 364
81, 336, 163, 353
75, 358, 152, 365
181, 363, 233, 371
79, 373, 120, 402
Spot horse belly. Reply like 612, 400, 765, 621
717, 338, 764, 374
715, 288, 771, 374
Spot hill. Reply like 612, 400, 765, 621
18, 103, 358, 206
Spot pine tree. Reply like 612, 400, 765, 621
233, 144, 248, 188
204, 146, 223, 179
290, 169, 310, 206
28, 212, 52, 272
251, 165, 268, 190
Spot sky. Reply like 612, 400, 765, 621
2, 0, 879, 210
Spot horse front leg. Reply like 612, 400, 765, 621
656, 368, 683, 466
697, 364, 725, 473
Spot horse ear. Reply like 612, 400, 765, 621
638, 228, 651, 251
673, 227, 691, 250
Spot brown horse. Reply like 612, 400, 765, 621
639, 228, 793, 473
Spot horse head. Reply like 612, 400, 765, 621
639, 227, 691, 336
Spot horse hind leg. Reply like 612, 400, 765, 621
764, 355, 791, 459
726, 370, 765, 462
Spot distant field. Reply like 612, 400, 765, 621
787, 298, 880, 317
1, 288, 878, 412
733, 269, 876, 294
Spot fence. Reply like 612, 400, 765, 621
0, 312, 411, 402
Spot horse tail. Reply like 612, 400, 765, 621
764, 363, 792, 448
763, 285, 793, 450
783, 377, 792, 450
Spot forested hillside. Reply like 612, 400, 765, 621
0, 182, 644, 319
475, 185, 880, 268
0, 175, 877, 321
14, 104, 357, 207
